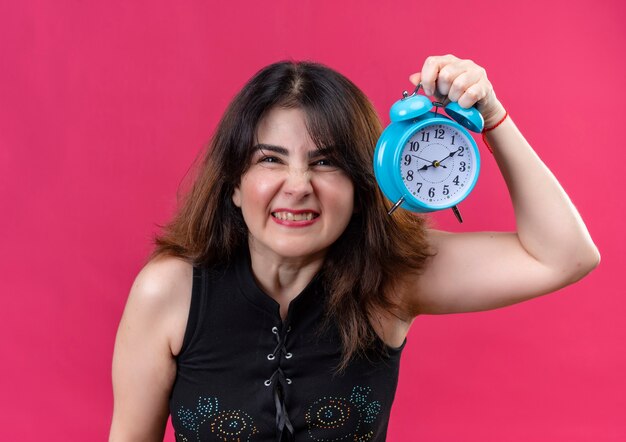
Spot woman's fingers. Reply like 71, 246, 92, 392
414, 55, 499, 110
447, 68, 482, 103
458, 82, 487, 109
408, 72, 421, 86
419, 54, 459, 96
436, 60, 474, 97
411, 55, 503, 121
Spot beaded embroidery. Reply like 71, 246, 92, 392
305, 386, 382, 441
176, 396, 258, 442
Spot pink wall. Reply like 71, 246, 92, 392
1, 0, 624, 440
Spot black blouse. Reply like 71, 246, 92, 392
169, 252, 406, 442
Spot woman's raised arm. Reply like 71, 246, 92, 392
404, 55, 600, 315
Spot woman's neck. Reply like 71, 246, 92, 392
247, 242, 325, 306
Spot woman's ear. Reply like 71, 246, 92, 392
232, 187, 242, 208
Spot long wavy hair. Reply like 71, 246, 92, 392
152, 60, 432, 370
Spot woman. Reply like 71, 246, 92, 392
109, 55, 600, 442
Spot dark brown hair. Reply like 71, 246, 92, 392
152, 60, 432, 370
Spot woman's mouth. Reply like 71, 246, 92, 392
271, 211, 319, 221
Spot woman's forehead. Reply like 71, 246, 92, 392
257, 107, 308, 136
255, 107, 318, 149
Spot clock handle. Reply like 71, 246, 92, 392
452, 205, 463, 223
402, 83, 422, 100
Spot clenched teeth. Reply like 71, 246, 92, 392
272, 212, 318, 221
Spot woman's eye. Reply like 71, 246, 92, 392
312, 158, 332, 167
259, 156, 281, 164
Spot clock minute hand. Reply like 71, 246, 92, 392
438, 148, 462, 164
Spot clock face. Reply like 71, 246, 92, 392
399, 123, 478, 208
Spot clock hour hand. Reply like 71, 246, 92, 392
418, 163, 447, 171
412, 155, 447, 170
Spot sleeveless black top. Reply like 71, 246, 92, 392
169, 252, 406, 442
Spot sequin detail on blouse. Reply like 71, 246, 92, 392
176, 396, 258, 442
305, 386, 382, 441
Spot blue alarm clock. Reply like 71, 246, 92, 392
374, 84, 485, 222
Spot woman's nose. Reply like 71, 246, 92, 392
283, 167, 313, 198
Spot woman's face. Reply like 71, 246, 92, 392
232, 106, 355, 262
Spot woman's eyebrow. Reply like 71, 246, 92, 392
253, 144, 334, 159
309, 147, 334, 159
253, 144, 289, 156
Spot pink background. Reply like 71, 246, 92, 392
1, 0, 624, 440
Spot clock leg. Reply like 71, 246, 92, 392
387, 196, 406, 216
452, 205, 463, 223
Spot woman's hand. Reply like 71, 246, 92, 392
409, 54, 506, 128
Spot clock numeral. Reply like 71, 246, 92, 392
451, 135, 455, 145
421, 132, 430, 142
452, 175, 460, 185
443, 185, 449, 196
416, 182, 422, 193
459, 161, 466, 172
434, 128, 445, 139
428, 187, 435, 198
406, 170, 414, 181
457, 146, 465, 156
409, 141, 420, 151
404, 154, 411, 166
